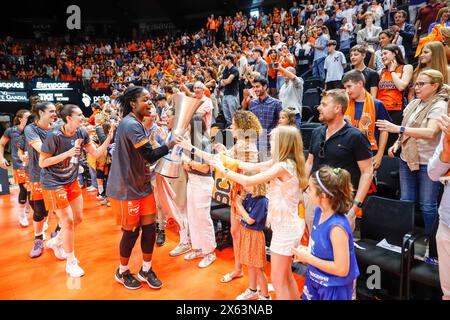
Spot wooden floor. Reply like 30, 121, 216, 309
0, 188, 304, 300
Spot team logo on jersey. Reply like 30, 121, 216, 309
359, 112, 373, 131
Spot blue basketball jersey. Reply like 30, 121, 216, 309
307, 206, 359, 287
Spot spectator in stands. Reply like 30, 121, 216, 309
350, 45, 380, 97
357, 12, 382, 51
295, 33, 312, 76
252, 48, 268, 81
312, 26, 329, 81
409, 0, 427, 25
220, 54, 240, 127
415, 0, 446, 41
305, 89, 373, 230
409, 41, 450, 102
249, 76, 283, 158
342, 70, 391, 170
339, 17, 354, 56
376, 44, 413, 129
276, 44, 296, 93
266, 49, 279, 97
324, 40, 347, 90
368, 30, 406, 73
278, 108, 297, 127
377, 69, 448, 235
293, 166, 359, 300
427, 113, 450, 300
391, 10, 416, 63
368, 0, 384, 28
278, 66, 304, 129
193, 81, 213, 134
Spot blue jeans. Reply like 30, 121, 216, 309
89, 166, 98, 188
312, 57, 326, 81
399, 160, 441, 235
222, 95, 239, 127
296, 113, 302, 130
276, 76, 285, 93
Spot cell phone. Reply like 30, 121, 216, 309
273, 62, 280, 69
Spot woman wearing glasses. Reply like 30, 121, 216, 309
376, 70, 448, 235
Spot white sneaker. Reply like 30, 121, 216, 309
184, 249, 203, 261
86, 186, 97, 192
169, 242, 191, 257
46, 237, 66, 260
198, 252, 216, 268
258, 295, 272, 300
66, 259, 85, 278
19, 211, 29, 227
236, 288, 259, 300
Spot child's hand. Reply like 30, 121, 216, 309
292, 245, 309, 264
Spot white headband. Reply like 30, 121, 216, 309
316, 171, 334, 197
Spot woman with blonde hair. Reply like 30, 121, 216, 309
408, 41, 450, 102
211, 126, 308, 300
377, 69, 448, 235
179, 110, 262, 283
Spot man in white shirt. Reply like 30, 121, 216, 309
273, 32, 285, 51
278, 66, 304, 129
324, 40, 347, 90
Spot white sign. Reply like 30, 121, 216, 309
37, 93, 70, 102
34, 82, 72, 91
0, 81, 25, 90
0, 91, 28, 102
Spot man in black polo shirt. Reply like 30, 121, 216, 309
305, 89, 374, 230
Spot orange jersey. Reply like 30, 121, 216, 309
377, 65, 405, 111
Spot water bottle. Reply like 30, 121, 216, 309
70, 139, 82, 165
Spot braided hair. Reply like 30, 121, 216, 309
116, 86, 146, 116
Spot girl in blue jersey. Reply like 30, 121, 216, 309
292, 166, 359, 300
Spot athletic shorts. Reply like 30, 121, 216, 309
13, 169, 29, 185
42, 180, 82, 211
111, 193, 156, 227
301, 275, 353, 300
30, 182, 44, 201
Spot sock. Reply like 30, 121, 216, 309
35, 233, 44, 240
142, 261, 152, 272
66, 251, 76, 263
98, 185, 104, 195
119, 264, 129, 274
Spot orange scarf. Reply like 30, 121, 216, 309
345, 90, 378, 151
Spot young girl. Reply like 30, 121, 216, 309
211, 126, 307, 300
278, 108, 297, 127
235, 183, 269, 300
292, 166, 359, 300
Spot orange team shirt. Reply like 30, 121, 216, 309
266, 56, 277, 79
207, 18, 216, 30
154, 55, 163, 63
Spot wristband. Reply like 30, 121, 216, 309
353, 200, 363, 208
